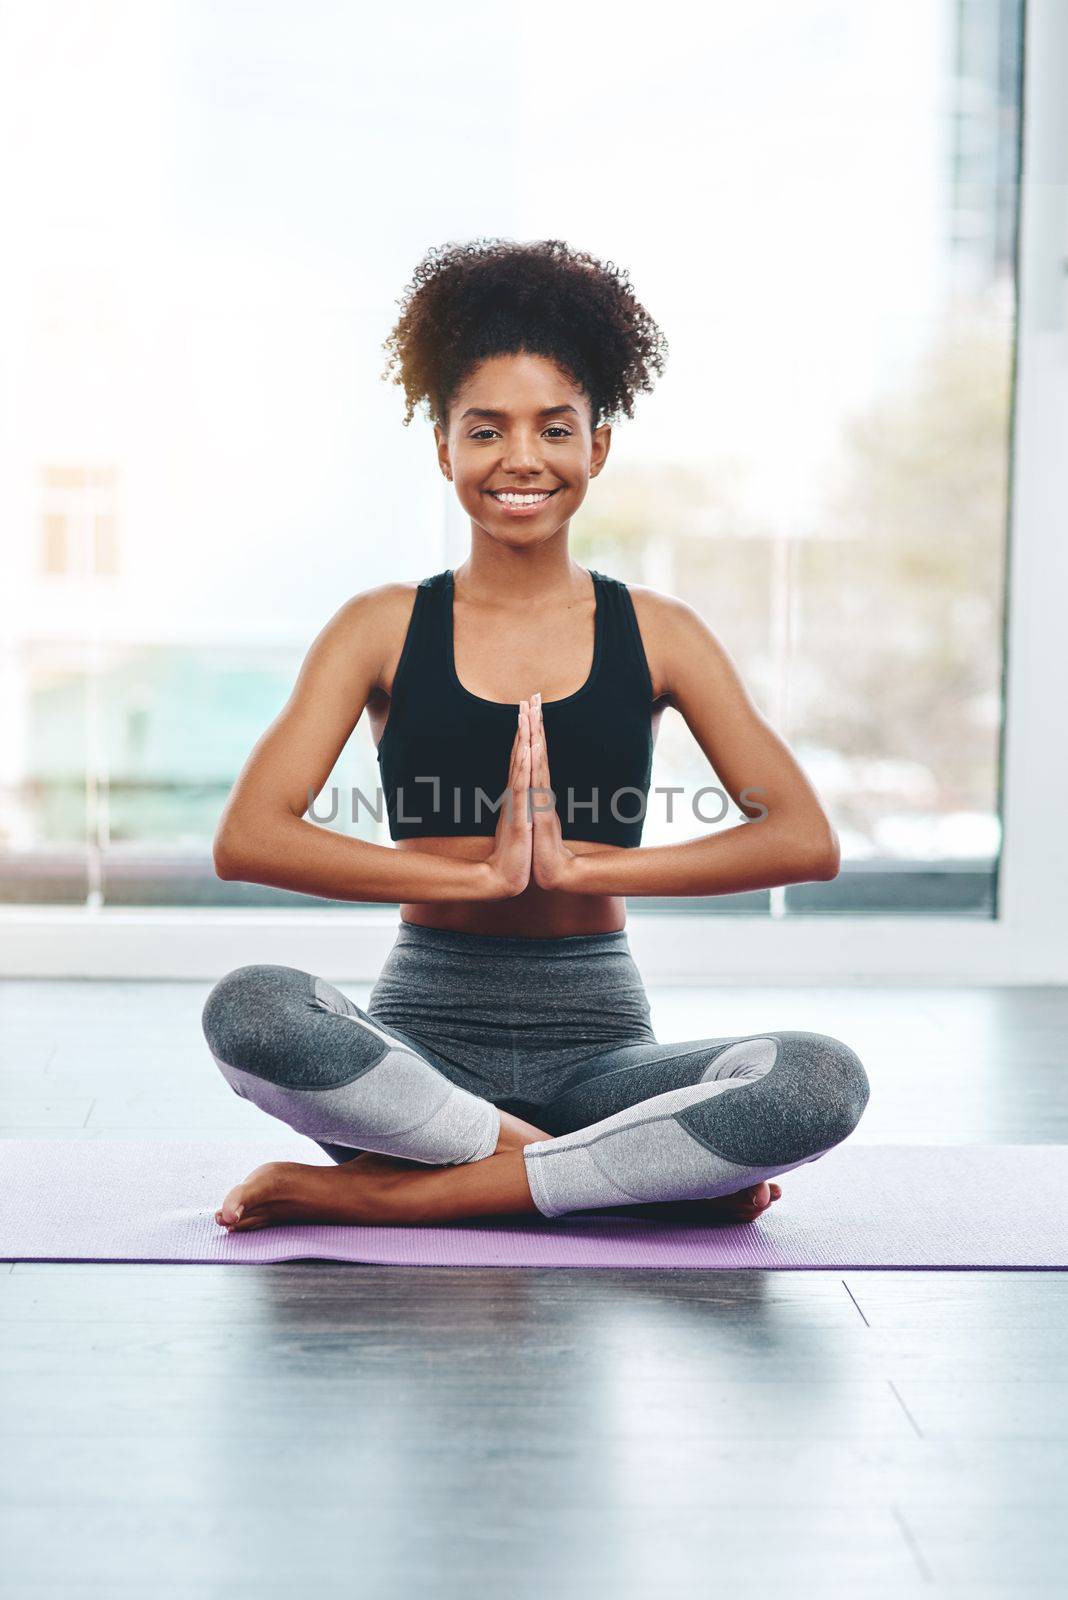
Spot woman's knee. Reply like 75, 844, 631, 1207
676, 1030, 869, 1166
801, 1031, 871, 1148
201, 963, 309, 1080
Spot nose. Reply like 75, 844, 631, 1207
500, 432, 545, 475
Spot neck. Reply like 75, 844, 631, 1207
456, 532, 589, 606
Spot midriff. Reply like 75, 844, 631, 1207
395, 834, 626, 937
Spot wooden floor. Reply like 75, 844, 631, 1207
2, 977, 1067, 1597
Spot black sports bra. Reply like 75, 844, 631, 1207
374, 568, 654, 848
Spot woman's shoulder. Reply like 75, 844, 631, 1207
612, 579, 722, 707
614, 576, 711, 635
324, 578, 443, 693
329, 576, 427, 632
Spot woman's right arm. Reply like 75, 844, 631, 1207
212, 586, 518, 904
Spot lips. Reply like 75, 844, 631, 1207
485, 487, 561, 496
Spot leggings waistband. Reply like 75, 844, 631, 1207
389, 920, 634, 961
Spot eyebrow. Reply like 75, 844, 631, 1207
459, 405, 581, 422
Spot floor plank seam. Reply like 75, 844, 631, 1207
842, 1278, 871, 1325
890, 1504, 937, 1586
888, 1380, 925, 1439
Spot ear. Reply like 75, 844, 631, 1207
434, 424, 451, 479
589, 422, 612, 478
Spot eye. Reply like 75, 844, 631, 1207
468, 426, 574, 440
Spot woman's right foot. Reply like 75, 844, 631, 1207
695, 1179, 782, 1220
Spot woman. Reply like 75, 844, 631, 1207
203, 238, 869, 1234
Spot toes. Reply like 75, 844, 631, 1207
227, 1212, 267, 1233
736, 1181, 778, 1219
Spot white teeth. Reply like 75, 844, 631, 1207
491, 491, 552, 505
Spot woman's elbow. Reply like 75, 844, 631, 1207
212, 838, 236, 881
213, 827, 250, 882
812, 824, 841, 880
785, 818, 840, 882
213, 807, 296, 882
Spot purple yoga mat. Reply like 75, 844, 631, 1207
0, 1139, 1062, 1269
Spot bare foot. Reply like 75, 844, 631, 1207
693, 1179, 782, 1221
214, 1153, 426, 1233
214, 1109, 552, 1234
618, 1181, 783, 1224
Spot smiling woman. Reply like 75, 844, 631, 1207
203, 235, 868, 1235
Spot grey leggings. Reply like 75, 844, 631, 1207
201, 922, 870, 1218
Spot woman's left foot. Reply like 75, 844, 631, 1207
214, 1152, 429, 1233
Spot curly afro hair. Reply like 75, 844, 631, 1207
380, 237, 668, 433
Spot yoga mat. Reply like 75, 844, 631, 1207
1, 1139, 1063, 1269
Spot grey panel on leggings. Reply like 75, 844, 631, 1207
211, 1049, 499, 1166
522, 1036, 871, 1219
676, 1032, 871, 1167
523, 1077, 827, 1216
201, 962, 500, 1166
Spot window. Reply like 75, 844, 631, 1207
38, 467, 120, 578
0, 1, 1025, 915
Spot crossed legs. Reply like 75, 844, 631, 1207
202, 964, 870, 1233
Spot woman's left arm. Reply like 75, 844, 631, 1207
536, 590, 841, 898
